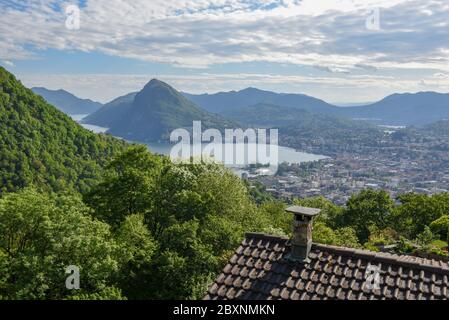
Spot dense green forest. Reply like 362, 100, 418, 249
0, 146, 292, 299
0, 67, 127, 194
1, 146, 448, 299
0, 67, 448, 300
295, 191, 449, 256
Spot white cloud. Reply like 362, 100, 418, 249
3, 0, 449, 103
1, 0, 448, 71
354, 64, 378, 72
1, 60, 15, 67
18, 71, 449, 104
433, 72, 449, 79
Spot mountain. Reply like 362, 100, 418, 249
84, 79, 235, 143
185, 88, 449, 126
82, 91, 138, 128
183, 87, 338, 115
220, 103, 311, 127
219, 102, 382, 154
221, 102, 367, 129
338, 92, 449, 125
32, 87, 102, 115
0, 67, 127, 194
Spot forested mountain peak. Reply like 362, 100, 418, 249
84, 78, 234, 143
134, 79, 191, 108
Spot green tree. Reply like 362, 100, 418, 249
115, 214, 158, 299
257, 201, 292, 237
148, 220, 219, 299
415, 226, 435, 249
312, 223, 360, 248
0, 188, 123, 299
334, 227, 361, 248
84, 145, 164, 228
344, 190, 394, 242
429, 215, 449, 241
393, 193, 449, 238
85, 147, 268, 299
313, 222, 339, 245
295, 196, 344, 229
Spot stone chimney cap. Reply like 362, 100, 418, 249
286, 206, 321, 217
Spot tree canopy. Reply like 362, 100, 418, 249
0, 66, 126, 195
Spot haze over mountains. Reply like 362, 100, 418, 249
31, 87, 102, 115
185, 88, 449, 126
183, 87, 337, 115
29, 83, 449, 128
31, 79, 449, 145
337, 92, 449, 125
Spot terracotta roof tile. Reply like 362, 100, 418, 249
205, 233, 449, 300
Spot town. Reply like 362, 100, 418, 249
246, 124, 449, 204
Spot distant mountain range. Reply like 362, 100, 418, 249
337, 92, 449, 125
83, 79, 235, 142
185, 89, 449, 126
183, 87, 337, 115
32, 81, 449, 146
32, 87, 102, 115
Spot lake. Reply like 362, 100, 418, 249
71, 114, 109, 133
146, 142, 329, 168
71, 114, 330, 173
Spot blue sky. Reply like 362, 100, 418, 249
1, 0, 449, 104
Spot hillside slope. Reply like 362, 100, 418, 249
0, 67, 127, 194
221, 103, 311, 127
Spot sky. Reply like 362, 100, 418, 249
1, 0, 449, 104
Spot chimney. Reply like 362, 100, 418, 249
285, 206, 321, 264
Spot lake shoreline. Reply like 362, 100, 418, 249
72, 114, 330, 172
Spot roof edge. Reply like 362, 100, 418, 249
244, 232, 449, 274
245, 232, 289, 242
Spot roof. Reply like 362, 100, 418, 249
204, 233, 449, 300
285, 206, 321, 217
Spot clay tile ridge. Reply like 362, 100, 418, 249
244, 233, 449, 275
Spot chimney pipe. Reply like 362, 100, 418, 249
285, 206, 321, 264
